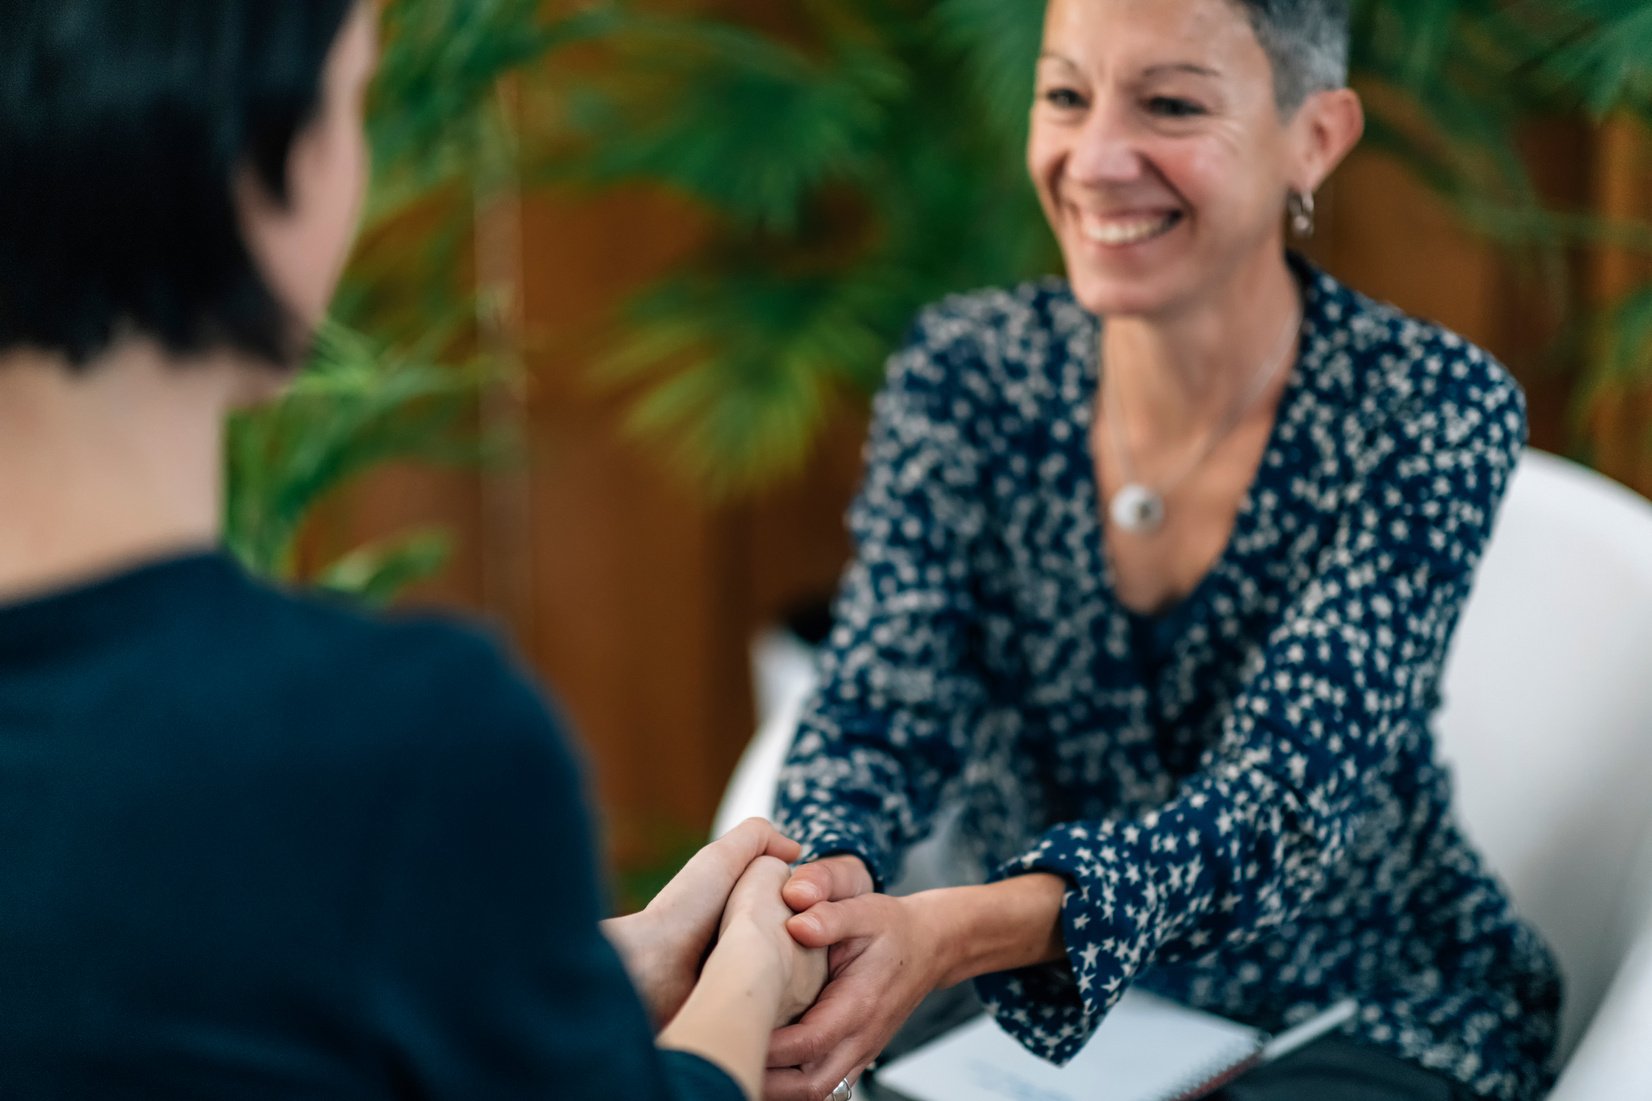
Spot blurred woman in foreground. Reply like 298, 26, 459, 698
0, 3, 818, 1098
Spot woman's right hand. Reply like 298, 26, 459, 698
720, 856, 828, 1025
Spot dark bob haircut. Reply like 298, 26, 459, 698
0, 0, 360, 369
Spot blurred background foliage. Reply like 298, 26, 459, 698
552, 0, 1652, 496
222, 0, 616, 599
225, 0, 1652, 589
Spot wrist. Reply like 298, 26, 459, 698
659, 926, 784, 1101
602, 911, 667, 1018
704, 917, 789, 1005
600, 911, 646, 970
917, 873, 1069, 988
900, 890, 971, 991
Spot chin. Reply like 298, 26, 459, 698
1065, 265, 1186, 320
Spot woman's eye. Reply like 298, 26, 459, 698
1148, 96, 1205, 118
1042, 88, 1086, 110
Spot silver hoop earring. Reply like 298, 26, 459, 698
1288, 190, 1317, 238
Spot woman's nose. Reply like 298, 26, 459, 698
1067, 105, 1146, 186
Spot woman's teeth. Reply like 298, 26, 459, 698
1079, 211, 1180, 246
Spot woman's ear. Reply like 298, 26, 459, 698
1291, 87, 1365, 195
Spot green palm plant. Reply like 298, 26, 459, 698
561, 0, 1652, 496
223, 0, 616, 602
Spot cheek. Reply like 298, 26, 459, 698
1026, 130, 1058, 189
290, 125, 366, 321
341, 126, 370, 228
1026, 128, 1074, 228
315, 121, 365, 243
1156, 136, 1281, 225
1151, 140, 1226, 202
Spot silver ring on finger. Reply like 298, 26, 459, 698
828, 1077, 853, 1101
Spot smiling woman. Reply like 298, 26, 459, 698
1027, 0, 1360, 327
767, 2, 1562, 1100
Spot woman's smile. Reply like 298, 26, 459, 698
1069, 205, 1186, 249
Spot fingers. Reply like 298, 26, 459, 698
648, 820, 797, 943
784, 895, 882, 949
730, 855, 794, 904
782, 854, 873, 912
669, 818, 798, 905
764, 895, 934, 1101
764, 987, 875, 1099
763, 1063, 865, 1101
768, 991, 860, 1068
721, 855, 800, 936
720, 817, 804, 867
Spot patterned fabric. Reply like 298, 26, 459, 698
774, 257, 1562, 1101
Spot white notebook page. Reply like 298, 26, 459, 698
874, 988, 1265, 1101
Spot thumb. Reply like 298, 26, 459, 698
785, 896, 881, 949
782, 854, 873, 912
720, 817, 802, 867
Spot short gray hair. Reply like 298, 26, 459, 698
1229, 0, 1351, 115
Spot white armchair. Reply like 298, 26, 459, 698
1432, 450, 1652, 1094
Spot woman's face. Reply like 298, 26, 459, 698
239, 2, 378, 345
1028, 0, 1307, 320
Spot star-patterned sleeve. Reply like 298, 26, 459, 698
975, 341, 1529, 1064
773, 306, 994, 887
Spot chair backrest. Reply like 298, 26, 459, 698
1548, 821, 1652, 1099
1434, 449, 1652, 1058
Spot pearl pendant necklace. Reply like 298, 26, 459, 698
1102, 301, 1302, 537
1110, 482, 1167, 534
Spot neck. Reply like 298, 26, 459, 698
0, 342, 241, 603
1099, 249, 1302, 448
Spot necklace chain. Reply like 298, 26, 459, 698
1101, 299, 1303, 534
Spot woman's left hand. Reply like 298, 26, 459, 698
603, 818, 802, 1028
762, 891, 949, 1101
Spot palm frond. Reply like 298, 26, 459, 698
564, 0, 1652, 497
314, 529, 456, 607
224, 323, 493, 580
560, 14, 905, 234
224, 0, 577, 600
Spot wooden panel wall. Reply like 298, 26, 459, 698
335, 68, 1651, 878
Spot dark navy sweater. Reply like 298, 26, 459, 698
0, 552, 738, 1100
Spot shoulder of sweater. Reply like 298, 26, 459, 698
889, 278, 1089, 415
1312, 277, 1527, 461
225, 576, 564, 758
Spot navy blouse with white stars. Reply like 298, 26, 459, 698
774, 257, 1562, 1101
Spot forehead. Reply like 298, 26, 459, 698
1041, 0, 1264, 76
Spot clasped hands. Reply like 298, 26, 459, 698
605, 820, 947, 1101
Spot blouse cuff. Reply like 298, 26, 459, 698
789, 821, 892, 893
973, 824, 1160, 1065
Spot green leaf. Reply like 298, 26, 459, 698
224, 322, 493, 584
314, 529, 456, 608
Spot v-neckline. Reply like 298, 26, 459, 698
1069, 261, 1319, 632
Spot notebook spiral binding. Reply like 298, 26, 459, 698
1160, 1040, 1265, 1101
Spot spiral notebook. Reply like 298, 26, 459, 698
874, 989, 1347, 1101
